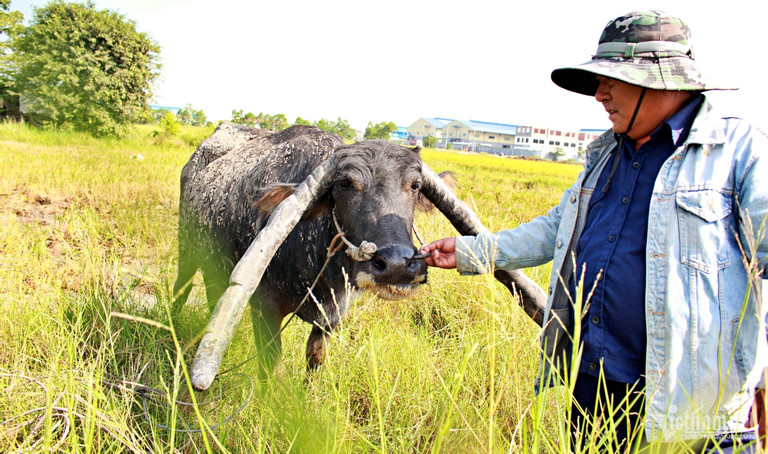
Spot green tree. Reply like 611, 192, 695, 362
258, 112, 288, 131
364, 121, 397, 140
12, 1, 160, 136
156, 110, 180, 137
293, 116, 311, 126
231, 108, 245, 124
243, 112, 259, 127
422, 135, 438, 148
176, 103, 207, 126
328, 117, 355, 141
313, 117, 355, 140
0, 0, 24, 116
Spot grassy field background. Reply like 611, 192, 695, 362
0, 121, 591, 452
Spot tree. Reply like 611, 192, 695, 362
313, 117, 355, 141
328, 117, 355, 141
156, 110, 180, 137
12, 1, 160, 136
422, 135, 438, 148
257, 112, 288, 131
176, 103, 207, 126
364, 121, 397, 140
231, 109, 245, 124
0, 0, 23, 117
551, 147, 565, 161
293, 116, 311, 126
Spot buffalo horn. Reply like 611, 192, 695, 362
190, 156, 338, 391
420, 163, 547, 326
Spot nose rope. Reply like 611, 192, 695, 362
410, 224, 431, 260
332, 209, 378, 261
331, 209, 430, 261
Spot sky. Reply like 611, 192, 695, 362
10, 0, 768, 133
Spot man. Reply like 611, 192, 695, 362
420, 11, 767, 451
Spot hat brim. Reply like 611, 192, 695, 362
551, 57, 737, 96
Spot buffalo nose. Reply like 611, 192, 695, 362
370, 245, 427, 282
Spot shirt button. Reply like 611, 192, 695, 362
622, 196, 630, 204
588, 362, 598, 371
591, 316, 600, 325
632, 162, 641, 169
556, 240, 563, 249
569, 194, 577, 203
608, 234, 616, 242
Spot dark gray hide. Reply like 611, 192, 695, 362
173, 123, 428, 374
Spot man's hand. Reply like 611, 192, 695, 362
747, 388, 766, 448
419, 237, 457, 269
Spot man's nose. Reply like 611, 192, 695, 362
594, 79, 610, 102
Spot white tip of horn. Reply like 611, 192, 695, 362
191, 363, 217, 391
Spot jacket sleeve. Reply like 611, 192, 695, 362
732, 120, 768, 384
454, 182, 576, 275
733, 121, 768, 279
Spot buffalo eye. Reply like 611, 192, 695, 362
339, 178, 354, 190
410, 180, 422, 192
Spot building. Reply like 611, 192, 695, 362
406, 117, 450, 142
390, 126, 409, 142
578, 129, 605, 149
514, 125, 605, 160
442, 120, 517, 152
407, 115, 605, 161
149, 104, 181, 114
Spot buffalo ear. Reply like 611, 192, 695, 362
416, 171, 458, 212
253, 185, 332, 221
253, 186, 295, 217
303, 192, 333, 220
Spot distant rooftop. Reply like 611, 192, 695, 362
149, 104, 181, 113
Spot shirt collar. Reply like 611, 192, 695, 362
665, 93, 704, 147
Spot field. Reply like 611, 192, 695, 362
0, 121, 617, 453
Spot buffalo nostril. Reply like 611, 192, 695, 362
371, 255, 387, 272
407, 258, 423, 274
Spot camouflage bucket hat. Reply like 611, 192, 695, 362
551, 10, 736, 96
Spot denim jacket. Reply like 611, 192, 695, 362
455, 96, 768, 441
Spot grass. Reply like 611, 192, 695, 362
1, 122, 759, 452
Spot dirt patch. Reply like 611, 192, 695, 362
0, 185, 73, 226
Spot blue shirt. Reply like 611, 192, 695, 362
573, 95, 703, 384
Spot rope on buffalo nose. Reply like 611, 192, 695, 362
331, 209, 431, 261
332, 209, 377, 261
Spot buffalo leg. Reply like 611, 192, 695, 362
171, 247, 196, 315
306, 324, 332, 370
249, 302, 284, 380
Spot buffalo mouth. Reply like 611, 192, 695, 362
353, 273, 427, 301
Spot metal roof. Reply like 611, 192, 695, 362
446, 119, 518, 135
422, 117, 451, 128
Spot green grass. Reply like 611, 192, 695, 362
2, 122, 744, 453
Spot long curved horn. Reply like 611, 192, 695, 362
190, 156, 337, 391
420, 163, 547, 326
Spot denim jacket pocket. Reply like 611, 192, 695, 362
676, 189, 733, 273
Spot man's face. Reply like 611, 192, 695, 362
594, 76, 692, 146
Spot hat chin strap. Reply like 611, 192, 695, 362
601, 87, 647, 193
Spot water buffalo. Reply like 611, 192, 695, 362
174, 122, 547, 390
